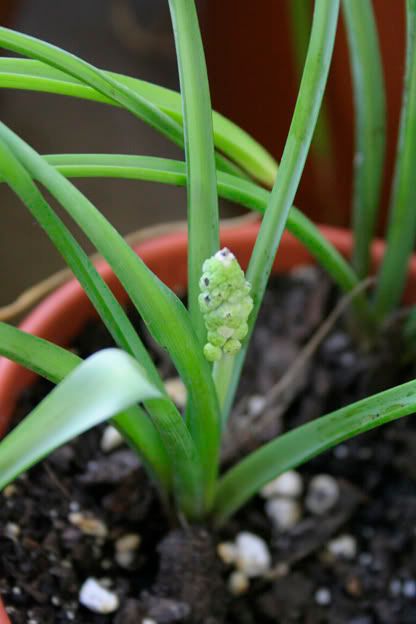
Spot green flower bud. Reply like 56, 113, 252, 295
199, 248, 253, 361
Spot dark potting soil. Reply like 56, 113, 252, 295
2, 268, 416, 623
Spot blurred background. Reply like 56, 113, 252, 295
0, 0, 405, 308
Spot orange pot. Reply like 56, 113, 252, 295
1, 221, 416, 620
203, 1, 405, 230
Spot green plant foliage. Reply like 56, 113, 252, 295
1, 0, 416, 530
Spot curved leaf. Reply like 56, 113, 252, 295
168, 0, 219, 342
214, 376, 416, 524
0, 57, 277, 185
0, 122, 220, 510
0, 322, 171, 496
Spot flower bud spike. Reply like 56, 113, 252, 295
199, 248, 253, 362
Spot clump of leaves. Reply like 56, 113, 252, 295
1, 0, 416, 525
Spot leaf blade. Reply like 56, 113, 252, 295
214, 377, 416, 524
0, 122, 220, 510
0, 57, 277, 185
0, 322, 172, 494
168, 0, 219, 342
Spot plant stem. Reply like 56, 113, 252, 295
213, 374, 416, 524
343, 0, 386, 279
373, 0, 416, 319
223, 0, 340, 422
213, 354, 234, 417
168, 0, 219, 344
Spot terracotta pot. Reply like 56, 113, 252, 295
203, 1, 405, 229
1, 221, 416, 621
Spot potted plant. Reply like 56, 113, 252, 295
1, 1, 416, 621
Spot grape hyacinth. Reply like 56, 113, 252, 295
198, 248, 253, 362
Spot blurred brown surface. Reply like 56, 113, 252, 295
204, 0, 405, 229
0, 0, 225, 306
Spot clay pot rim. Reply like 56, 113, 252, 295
0, 221, 409, 622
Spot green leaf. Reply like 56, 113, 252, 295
373, 0, 416, 319
0, 26, 183, 146
0, 136, 195, 503
168, 0, 219, 343
213, 376, 416, 524
223, 0, 341, 420
0, 138, 158, 375
287, 0, 334, 162
0, 349, 161, 489
0, 326, 205, 517
31, 153, 361, 301
0, 57, 277, 185
0, 122, 220, 510
0, 322, 172, 497
343, 0, 386, 279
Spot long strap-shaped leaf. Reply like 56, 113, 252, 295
0, 122, 220, 510
37, 153, 362, 305
0, 57, 277, 185
0, 322, 171, 494
213, 376, 416, 524
222, 0, 341, 421
169, 0, 219, 343
0, 346, 202, 516
373, 0, 416, 319
0, 138, 192, 505
0, 139, 156, 373
343, 0, 386, 279
0, 27, 184, 145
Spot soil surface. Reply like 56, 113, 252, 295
2, 268, 416, 623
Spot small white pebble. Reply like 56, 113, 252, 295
403, 579, 416, 599
389, 578, 402, 597
115, 533, 141, 553
164, 377, 187, 408
248, 395, 266, 416
305, 475, 339, 515
235, 532, 271, 578
100, 426, 124, 453
28, 619, 38, 624
261, 471, 303, 499
228, 570, 250, 596
65, 611, 76, 621
327, 534, 357, 560
69, 512, 108, 538
333, 444, 349, 459
217, 542, 237, 565
265, 498, 302, 531
79, 578, 119, 614
115, 551, 135, 568
142, 619, 157, 624
315, 587, 331, 606
3, 484, 17, 497
4, 522, 20, 540
114, 533, 141, 568
69, 501, 80, 513
51, 596, 61, 606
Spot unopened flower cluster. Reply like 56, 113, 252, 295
199, 248, 253, 362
